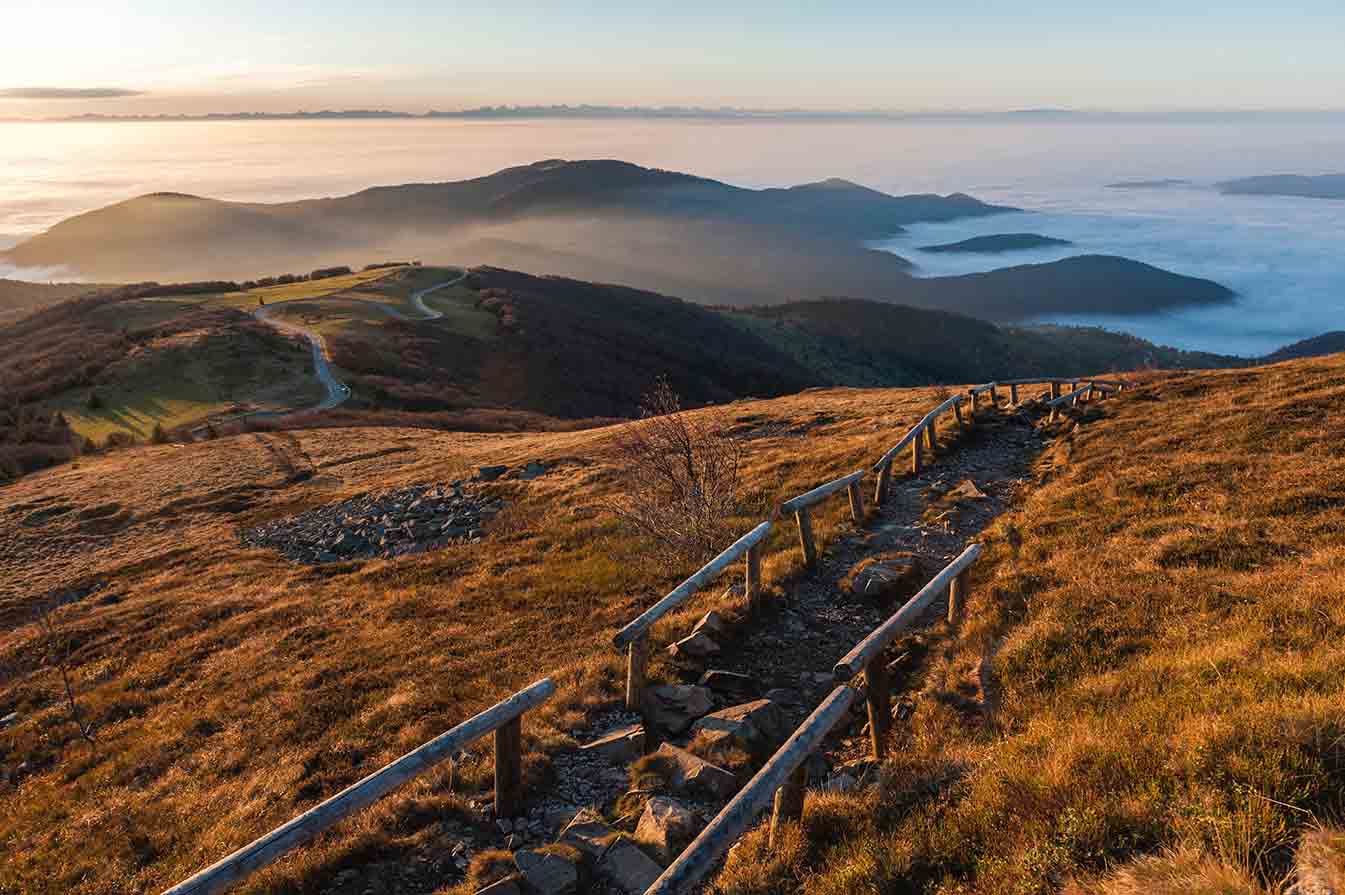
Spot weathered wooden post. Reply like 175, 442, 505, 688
926, 418, 938, 452
768, 765, 807, 847
494, 716, 523, 819
625, 636, 649, 712
1050, 381, 1061, 400
989, 384, 999, 405
953, 401, 965, 431
796, 508, 817, 568
968, 388, 978, 416
846, 478, 865, 523
911, 434, 924, 474
1009, 383, 1019, 404
864, 658, 891, 760
874, 459, 892, 505
948, 569, 969, 623
745, 541, 763, 613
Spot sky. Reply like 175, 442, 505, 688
2, 1, 1344, 117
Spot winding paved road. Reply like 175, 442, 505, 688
252, 270, 466, 411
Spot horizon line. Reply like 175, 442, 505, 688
6, 104, 1345, 124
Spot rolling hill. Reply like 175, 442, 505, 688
0, 160, 1237, 320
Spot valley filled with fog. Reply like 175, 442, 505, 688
4, 116, 1343, 355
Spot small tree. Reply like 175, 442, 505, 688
605, 378, 744, 564
34, 599, 96, 751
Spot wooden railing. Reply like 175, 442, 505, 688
644, 685, 859, 895
780, 469, 865, 567
834, 543, 983, 759
613, 521, 773, 710
168, 372, 1128, 895
872, 394, 966, 502
161, 678, 556, 895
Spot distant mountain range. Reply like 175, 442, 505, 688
1, 159, 1235, 320
1217, 174, 1345, 199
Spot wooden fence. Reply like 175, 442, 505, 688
167, 372, 1128, 895
161, 678, 556, 895
613, 521, 773, 710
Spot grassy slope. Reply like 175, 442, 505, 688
0, 279, 105, 324
716, 356, 1345, 895
0, 384, 953, 895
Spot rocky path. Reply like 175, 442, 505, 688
367, 408, 1049, 895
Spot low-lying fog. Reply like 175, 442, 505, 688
4, 116, 1345, 355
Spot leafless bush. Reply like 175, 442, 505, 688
34, 598, 96, 751
606, 378, 744, 564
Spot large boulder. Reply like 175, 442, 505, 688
655, 744, 737, 800
513, 849, 579, 895
601, 838, 663, 893
580, 724, 645, 763
699, 670, 760, 698
634, 797, 701, 863
667, 630, 720, 661
690, 699, 788, 752
642, 684, 713, 735
843, 553, 921, 600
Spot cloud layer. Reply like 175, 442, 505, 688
1, 87, 143, 100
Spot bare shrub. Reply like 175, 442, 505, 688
34, 598, 96, 751
605, 378, 744, 564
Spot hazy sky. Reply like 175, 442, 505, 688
3, 1, 1344, 116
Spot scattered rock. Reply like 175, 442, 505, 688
691, 611, 728, 640
698, 670, 760, 698
667, 631, 719, 661
764, 688, 798, 705
635, 797, 701, 863
690, 699, 788, 752
478, 465, 509, 481
946, 479, 989, 501
844, 554, 921, 600
560, 817, 616, 860
513, 849, 578, 895
497, 818, 514, 834
0, 713, 17, 730
519, 461, 548, 480
601, 839, 663, 893
642, 685, 713, 735
239, 482, 502, 564
581, 724, 646, 763
475, 875, 523, 895
655, 744, 738, 800
824, 771, 858, 793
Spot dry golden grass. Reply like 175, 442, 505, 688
0, 383, 955, 894
712, 356, 1345, 895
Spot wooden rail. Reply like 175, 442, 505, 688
162, 678, 557, 895
833, 544, 982, 759
643, 685, 859, 895
872, 394, 965, 503
613, 521, 772, 710
780, 470, 866, 567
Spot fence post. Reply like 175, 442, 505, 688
989, 384, 998, 405
864, 657, 891, 761
926, 419, 938, 452
953, 401, 965, 429
745, 542, 763, 613
968, 389, 978, 416
626, 635, 649, 712
846, 478, 865, 524
769, 765, 807, 847
494, 716, 523, 819
1050, 381, 1061, 400
948, 569, 968, 623
795, 509, 817, 568
911, 435, 924, 475
1009, 383, 1019, 404
874, 459, 892, 506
